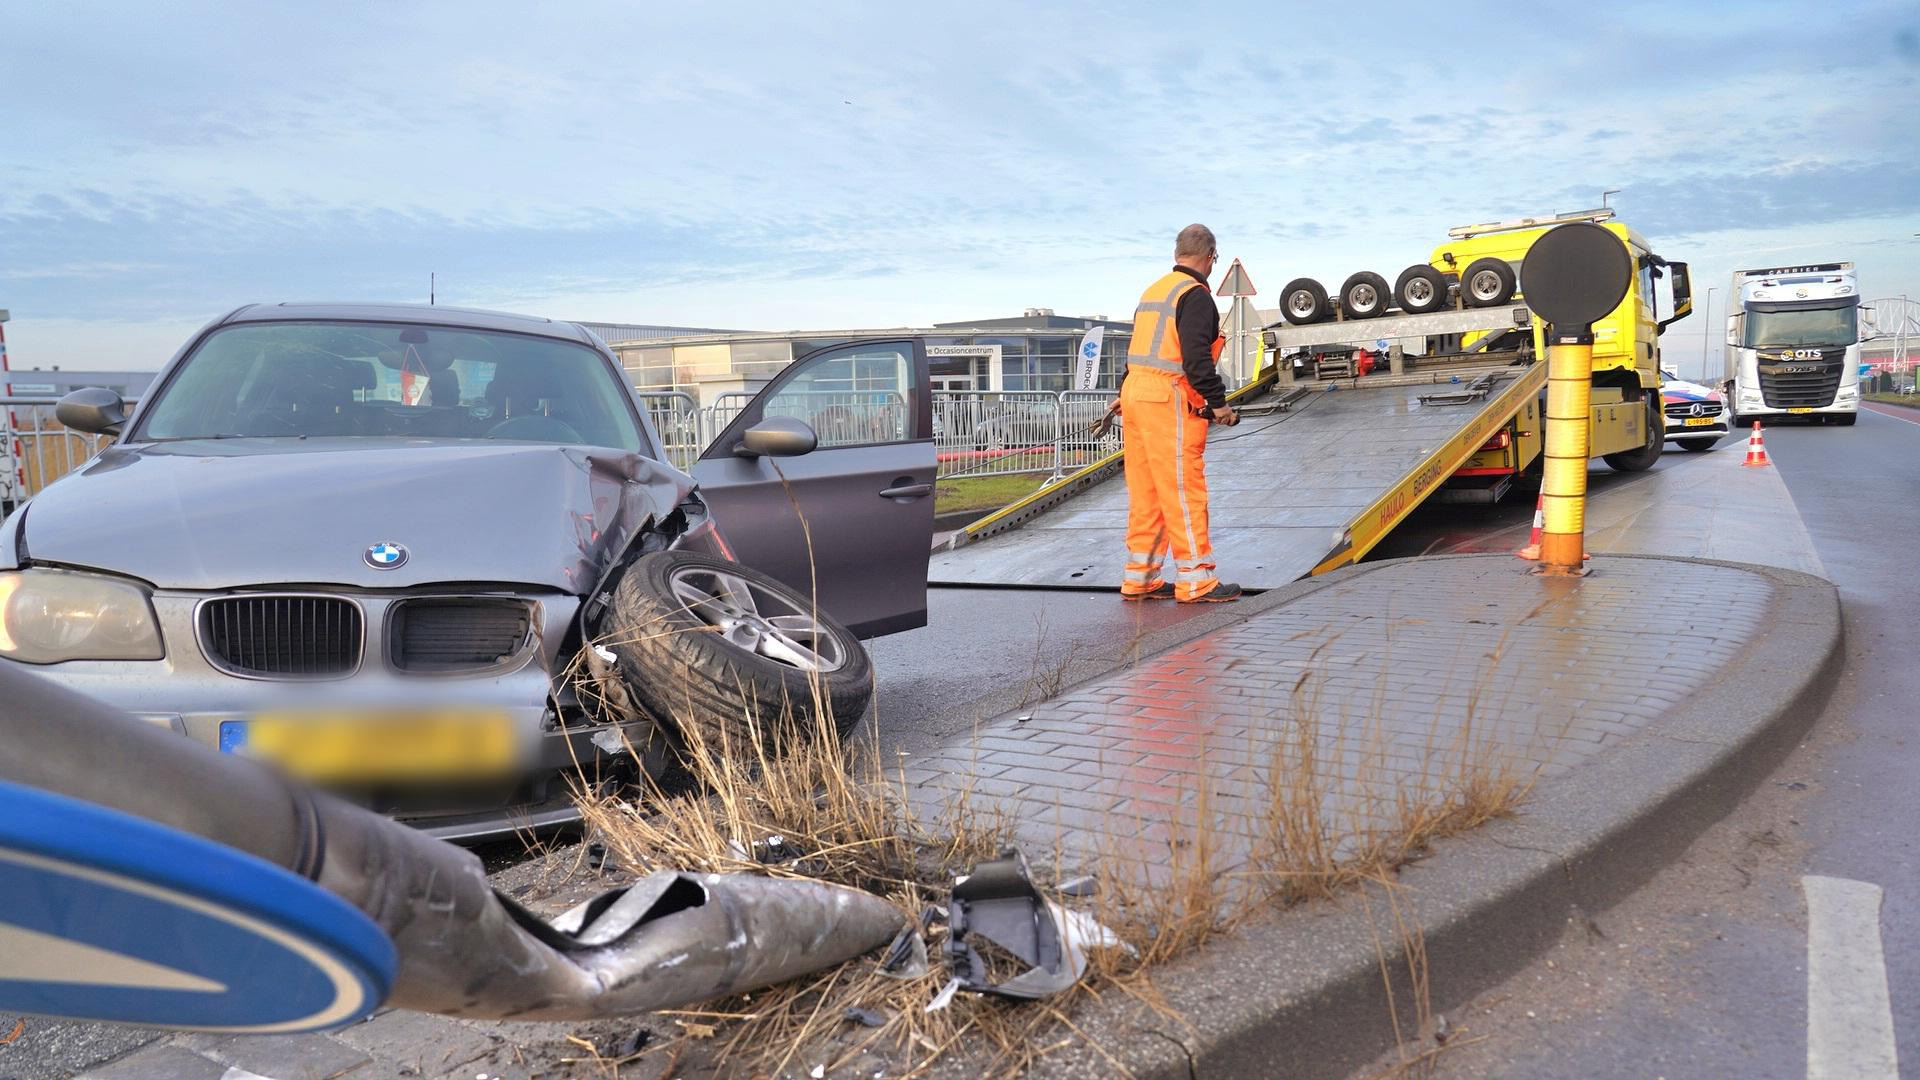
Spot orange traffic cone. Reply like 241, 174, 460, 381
1516, 493, 1544, 560
1741, 421, 1771, 467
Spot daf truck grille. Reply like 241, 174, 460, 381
1758, 352, 1842, 409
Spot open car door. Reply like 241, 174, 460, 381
691, 340, 934, 638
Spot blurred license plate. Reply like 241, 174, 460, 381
1683, 417, 1715, 427
1788, 407, 1814, 414
220, 710, 517, 782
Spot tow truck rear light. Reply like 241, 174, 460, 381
1479, 430, 1512, 451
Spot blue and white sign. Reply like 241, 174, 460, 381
1074, 326, 1106, 391
0, 781, 394, 1032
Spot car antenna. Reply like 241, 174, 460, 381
429, 272, 436, 306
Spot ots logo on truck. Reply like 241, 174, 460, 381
1780, 349, 1823, 360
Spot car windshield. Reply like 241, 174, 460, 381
136, 321, 644, 452
1744, 306, 1858, 349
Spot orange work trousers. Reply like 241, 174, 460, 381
1118, 371, 1219, 600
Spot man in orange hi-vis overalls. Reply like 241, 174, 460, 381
1108, 224, 1241, 603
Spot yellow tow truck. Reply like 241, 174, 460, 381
1272, 207, 1694, 502
926, 209, 1694, 592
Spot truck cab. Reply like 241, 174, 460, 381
1432, 211, 1693, 478
1724, 263, 1862, 426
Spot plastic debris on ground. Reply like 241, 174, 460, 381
942, 848, 1128, 1000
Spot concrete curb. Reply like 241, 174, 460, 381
925, 554, 1844, 1080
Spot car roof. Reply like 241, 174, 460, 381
220, 302, 598, 346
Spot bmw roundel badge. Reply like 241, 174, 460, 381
364, 542, 408, 570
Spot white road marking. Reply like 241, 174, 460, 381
1803, 875, 1899, 1079
1862, 403, 1920, 427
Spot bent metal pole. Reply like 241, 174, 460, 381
1538, 327, 1594, 574
0, 663, 904, 1022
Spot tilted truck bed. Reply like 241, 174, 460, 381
928, 361, 1546, 590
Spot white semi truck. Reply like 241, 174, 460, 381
1724, 262, 1861, 426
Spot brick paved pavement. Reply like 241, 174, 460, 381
902, 554, 1773, 877
67, 553, 1779, 1079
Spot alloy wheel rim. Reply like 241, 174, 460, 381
668, 567, 847, 674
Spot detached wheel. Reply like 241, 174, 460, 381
1339, 271, 1392, 319
1462, 258, 1517, 307
1280, 278, 1331, 325
1603, 395, 1665, 472
604, 550, 873, 751
1395, 265, 1450, 313
1678, 436, 1719, 451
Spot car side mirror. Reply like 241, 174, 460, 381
733, 416, 817, 458
54, 387, 127, 437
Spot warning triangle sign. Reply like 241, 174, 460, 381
1215, 258, 1255, 297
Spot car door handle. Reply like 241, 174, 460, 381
878, 483, 933, 500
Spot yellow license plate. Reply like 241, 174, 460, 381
1788, 407, 1814, 414
1682, 417, 1716, 427
226, 709, 519, 782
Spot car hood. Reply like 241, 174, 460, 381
12, 439, 697, 592
1660, 377, 1722, 402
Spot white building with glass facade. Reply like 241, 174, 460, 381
604, 309, 1134, 407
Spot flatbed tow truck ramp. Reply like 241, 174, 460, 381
928, 357, 1546, 591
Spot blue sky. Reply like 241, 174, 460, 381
3, 0, 1916, 382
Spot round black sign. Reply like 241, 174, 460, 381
1522, 222, 1633, 329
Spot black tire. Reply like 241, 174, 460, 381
1835, 412, 1857, 426
1461, 258, 1517, 307
603, 550, 873, 752
1678, 436, 1719, 451
1339, 271, 1392, 319
1280, 278, 1331, 325
1395, 265, 1450, 314
1603, 394, 1665, 472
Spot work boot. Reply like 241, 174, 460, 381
1121, 582, 1175, 601
1180, 582, 1243, 604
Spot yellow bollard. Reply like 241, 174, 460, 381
1537, 331, 1593, 575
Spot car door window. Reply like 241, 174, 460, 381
756, 343, 918, 448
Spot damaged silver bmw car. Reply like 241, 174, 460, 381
0, 303, 935, 839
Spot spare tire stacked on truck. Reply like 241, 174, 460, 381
1278, 259, 1518, 324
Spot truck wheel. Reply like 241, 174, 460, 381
1462, 258, 1517, 307
1395, 265, 1449, 314
603, 550, 873, 753
1339, 271, 1391, 318
1678, 437, 1719, 451
1603, 395, 1665, 472
1280, 278, 1330, 324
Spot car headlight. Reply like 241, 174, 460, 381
0, 569, 164, 664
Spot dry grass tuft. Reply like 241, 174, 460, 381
558, 583, 1550, 1077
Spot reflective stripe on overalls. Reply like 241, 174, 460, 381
1119, 270, 1220, 601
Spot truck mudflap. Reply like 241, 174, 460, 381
927, 363, 1546, 590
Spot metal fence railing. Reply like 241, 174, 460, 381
4, 386, 1129, 516
634, 390, 702, 468
1, 396, 132, 514
933, 389, 1118, 480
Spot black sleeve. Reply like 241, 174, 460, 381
1176, 286, 1225, 409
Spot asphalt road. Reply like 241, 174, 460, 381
1394, 407, 1920, 1079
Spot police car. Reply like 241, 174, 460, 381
1659, 367, 1729, 452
